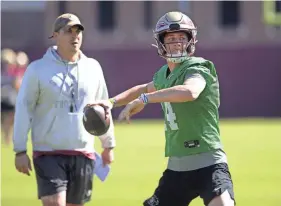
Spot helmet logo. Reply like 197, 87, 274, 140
156, 21, 167, 30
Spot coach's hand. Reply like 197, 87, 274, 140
15, 153, 32, 176
101, 148, 114, 166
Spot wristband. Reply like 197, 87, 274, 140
139, 93, 149, 104
109, 98, 116, 107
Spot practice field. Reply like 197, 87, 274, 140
1, 119, 281, 206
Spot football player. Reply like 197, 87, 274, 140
93, 11, 235, 206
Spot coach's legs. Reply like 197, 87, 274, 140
66, 155, 94, 206
41, 191, 66, 206
41, 194, 85, 206
208, 190, 234, 206
33, 155, 68, 206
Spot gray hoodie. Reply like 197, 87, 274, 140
13, 46, 116, 153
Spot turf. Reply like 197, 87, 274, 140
1, 119, 281, 206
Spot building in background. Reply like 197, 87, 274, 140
1, 1, 281, 118
2, 1, 281, 50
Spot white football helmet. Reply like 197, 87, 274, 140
153, 11, 198, 63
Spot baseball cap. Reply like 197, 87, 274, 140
48, 13, 85, 39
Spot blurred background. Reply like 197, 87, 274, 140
1, 1, 281, 206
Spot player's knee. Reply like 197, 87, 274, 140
208, 190, 234, 206
41, 192, 65, 206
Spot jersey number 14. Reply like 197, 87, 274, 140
164, 102, 179, 131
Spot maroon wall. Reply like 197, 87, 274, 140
23, 45, 281, 118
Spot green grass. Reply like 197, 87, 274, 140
2, 119, 281, 206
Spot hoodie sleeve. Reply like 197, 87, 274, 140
13, 62, 39, 153
95, 61, 116, 149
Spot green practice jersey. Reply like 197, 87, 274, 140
153, 57, 222, 157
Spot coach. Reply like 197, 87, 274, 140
13, 13, 116, 206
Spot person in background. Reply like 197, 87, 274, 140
1, 48, 24, 145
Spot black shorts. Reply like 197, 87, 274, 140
143, 163, 235, 206
33, 154, 94, 205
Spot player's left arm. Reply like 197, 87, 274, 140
145, 73, 206, 103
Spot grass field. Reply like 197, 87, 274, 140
1, 119, 281, 206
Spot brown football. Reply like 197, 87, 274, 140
82, 105, 110, 136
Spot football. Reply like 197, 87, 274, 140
83, 105, 110, 136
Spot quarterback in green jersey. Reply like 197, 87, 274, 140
87, 11, 235, 206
